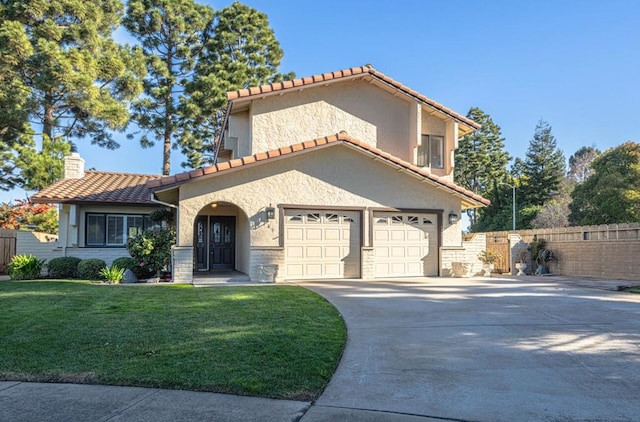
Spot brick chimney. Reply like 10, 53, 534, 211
64, 153, 85, 179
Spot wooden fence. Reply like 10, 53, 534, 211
0, 229, 17, 274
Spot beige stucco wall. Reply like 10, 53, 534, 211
176, 144, 465, 278
230, 80, 416, 162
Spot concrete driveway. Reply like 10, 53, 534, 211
300, 277, 640, 422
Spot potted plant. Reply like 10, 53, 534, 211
478, 250, 502, 276
514, 249, 529, 276
530, 238, 556, 275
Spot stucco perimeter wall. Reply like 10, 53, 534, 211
248, 80, 412, 161
177, 144, 464, 280
487, 224, 640, 280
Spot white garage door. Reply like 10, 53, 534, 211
373, 212, 438, 277
284, 209, 360, 280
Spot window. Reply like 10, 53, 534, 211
86, 213, 149, 247
417, 135, 444, 168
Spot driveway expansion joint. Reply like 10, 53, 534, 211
315, 404, 482, 422
101, 388, 161, 422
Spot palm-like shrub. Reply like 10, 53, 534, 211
8, 254, 45, 280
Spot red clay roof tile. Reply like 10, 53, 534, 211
31, 171, 161, 205
226, 65, 480, 131
147, 133, 489, 207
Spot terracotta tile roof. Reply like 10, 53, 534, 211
227, 65, 480, 130
147, 133, 490, 207
31, 171, 162, 205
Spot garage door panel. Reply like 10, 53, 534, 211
406, 246, 422, 258
325, 228, 341, 241
373, 212, 438, 277
285, 209, 360, 280
306, 228, 323, 241
325, 246, 341, 258
286, 246, 303, 258
390, 230, 406, 241
286, 227, 304, 241
407, 231, 421, 241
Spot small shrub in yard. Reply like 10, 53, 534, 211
99, 265, 125, 284
77, 259, 107, 280
8, 254, 45, 280
112, 257, 137, 271
111, 256, 153, 279
47, 257, 81, 278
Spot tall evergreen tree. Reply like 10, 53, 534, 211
0, 0, 145, 189
569, 141, 640, 225
124, 0, 213, 175
454, 107, 510, 225
521, 120, 566, 210
179, 1, 293, 168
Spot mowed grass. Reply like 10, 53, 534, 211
0, 280, 346, 400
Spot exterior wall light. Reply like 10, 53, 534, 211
448, 211, 459, 225
265, 206, 276, 220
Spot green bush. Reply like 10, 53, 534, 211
77, 259, 107, 280
47, 257, 81, 278
112, 257, 137, 270
126, 227, 176, 276
111, 256, 154, 280
99, 265, 125, 284
8, 254, 45, 280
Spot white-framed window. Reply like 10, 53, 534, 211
417, 135, 444, 168
86, 213, 153, 247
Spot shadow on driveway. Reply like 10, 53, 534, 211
299, 277, 640, 422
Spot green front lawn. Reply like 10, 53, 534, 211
630, 286, 640, 294
0, 280, 346, 400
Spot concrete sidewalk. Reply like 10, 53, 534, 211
0, 381, 311, 422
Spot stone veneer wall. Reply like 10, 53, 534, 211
172, 246, 194, 283
250, 247, 285, 282
441, 233, 486, 277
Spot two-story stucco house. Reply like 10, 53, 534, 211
33, 65, 489, 283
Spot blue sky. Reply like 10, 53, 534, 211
2, 0, 639, 203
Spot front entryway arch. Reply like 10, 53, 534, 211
193, 202, 251, 275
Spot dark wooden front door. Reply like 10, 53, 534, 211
210, 216, 235, 270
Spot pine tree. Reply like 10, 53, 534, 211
124, 0, 213, 175
0, 0, 145, 189
179, 1, 293, 168
521, 120, 566, 210
455, 107, 510, 226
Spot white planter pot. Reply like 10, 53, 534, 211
482, 263, 494, 277
515, 263, 527, 276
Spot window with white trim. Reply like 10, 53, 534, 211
417, 135, 444, 168
86, 213, 154, 247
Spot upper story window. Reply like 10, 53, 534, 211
417, 135, 444, 168
86, 213, 158, 247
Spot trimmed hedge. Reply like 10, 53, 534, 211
47, 257, 81, 278
77, 259, 107, 280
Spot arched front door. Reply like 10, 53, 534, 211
194, 215, 236, 271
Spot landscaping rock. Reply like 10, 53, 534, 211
122, 269, 138, 284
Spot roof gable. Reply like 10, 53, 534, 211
147, 133, 490, 209
31, 171, 161, 205
226, 65, 480, 132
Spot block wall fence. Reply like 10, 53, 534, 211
484, 223, 640, 281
